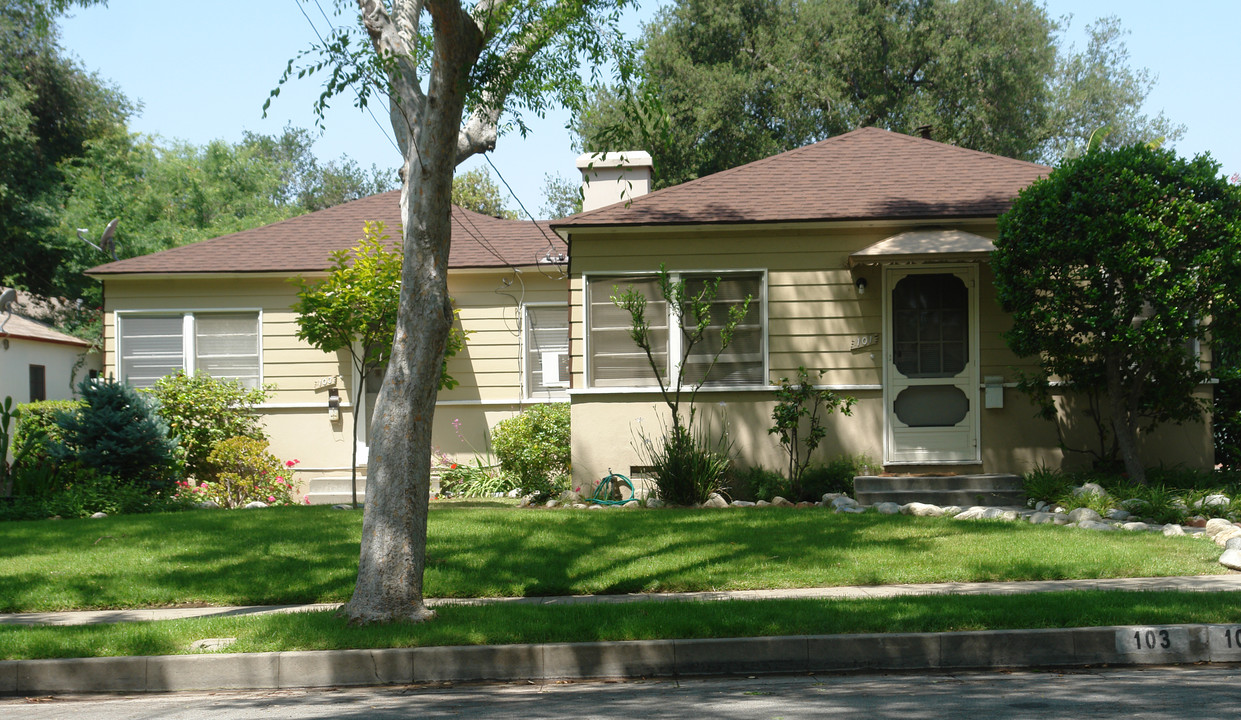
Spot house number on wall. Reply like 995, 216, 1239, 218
851, 334, 880, 350
314, 375, 339, 390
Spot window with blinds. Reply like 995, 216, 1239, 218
525, 305, 570, 398
587, 272, 763, 389
119, 312, 261, 388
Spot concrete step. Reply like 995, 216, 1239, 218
854, 474, 1025, 507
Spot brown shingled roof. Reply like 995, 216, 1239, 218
87, 191, 564, 275
554, 127, 1049, 229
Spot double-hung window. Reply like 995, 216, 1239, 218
118, 312, 261, 389
524, 304, 570, 399
587, 271, 765, 388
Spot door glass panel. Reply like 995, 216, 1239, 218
894, 386, 970, 427
892, 274, 968, 378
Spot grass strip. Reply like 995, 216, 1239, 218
3, 590, 1240, 660
0, 504, 1225, 612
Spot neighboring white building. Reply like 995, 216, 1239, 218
0, 293, 100, 404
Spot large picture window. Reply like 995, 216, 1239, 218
119, 312, 261, 389
587, 272, 764, 389
525, 304, 570, 399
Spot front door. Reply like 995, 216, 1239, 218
883, 265, 979, 464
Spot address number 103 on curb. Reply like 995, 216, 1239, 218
1117, 627, 1187, 653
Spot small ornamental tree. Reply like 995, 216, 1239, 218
993, 144, 1241, 484
769, 368, 855, 499
612, 264, 752, 504
51, 378, 179, 490
292, 221, 465, 508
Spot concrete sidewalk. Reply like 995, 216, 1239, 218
4, 574, 1241, 627
5, 575, 1241, 695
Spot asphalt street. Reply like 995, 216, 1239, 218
4, 665, 1240, 719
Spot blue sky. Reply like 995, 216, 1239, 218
59, 1, 1239, 217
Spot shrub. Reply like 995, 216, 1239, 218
1022, 466, 1077, 504
637, 421, 731, 506
202, 437, 298, 508
769, 367, 855, 499
436, 458, 516, 498
52, 379, 179, 491
727, 466, 788, 502
0, 463, 184, 521
149, 371, 271, 480
13, 399, 81, 467
491, 403, 570, 500
799, 457, 859, 501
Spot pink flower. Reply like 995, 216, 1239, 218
303, 495, 311, 505
286, 459, 299, 468
267, 496, 276, 503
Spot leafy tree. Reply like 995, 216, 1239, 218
0, 0, 129, 296
452, 167, 516, 218
278, 0, 636, 624
240, 125, 397, 211
539, 172, 582, 218
992, 144, 1241, 484
291, 221, 467, 510
769, 368, 855, 499
578, 0, 1181, 188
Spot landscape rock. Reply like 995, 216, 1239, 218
1078, 520, 1115, 531
830, 496, 859, 510
1205, 518, 1237, 539
1121, 522, 1150, 532
1106, 509, 1132, 522
900, 502, 944, 517
821, 492, 848, 504
1067, 507, 1102, 524
189, 638, 237, 652
1034, 500, 1048, 512
771, 496, 796, 508
874, 502, 901, 515
645, 498, 665, 508
1214, 526, 1241, 547
572, 503, 588, 509
702, 493, 729, 509
1187, 516, 1208, 528
1029, 512, 1056, 525
587, 504, 604, 510
941, 506, 963, 516
731, 500, 756, 508
1195, 494, 1231, 509
243, 501, 268, 509
1226, 536, 1241, 551
796, 501, 815, 508
1221, 548, 1241, 571
544, 499, 560, 508
196, 500, 220, 509
558, 490, 583, 505
90, 512, 107, 519
837, 506, 866, 514
1053, 514, 1070, 525
954, 506, 1018, 521
1073, 482, 1107, 498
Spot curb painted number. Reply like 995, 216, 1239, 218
1220, 627, 1241, 648
1115, 626, 1187, 654
1132, 629, 1171, 650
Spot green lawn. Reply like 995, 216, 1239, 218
4, 590, 1241, 660
0, 501, 1226, 613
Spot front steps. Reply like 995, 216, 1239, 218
304, 472, 442, 505
854, 473, 1025, 507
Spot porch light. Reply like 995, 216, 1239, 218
855, 277, 868, 295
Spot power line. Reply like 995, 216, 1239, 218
292, 0, 406, 162
482, 155, 567, 279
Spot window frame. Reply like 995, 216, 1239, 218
115, 309, 264, 389
583, 269, 768, 391
28, 364, 46, 402
522, 302, 571, 400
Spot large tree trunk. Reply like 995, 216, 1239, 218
343, 0, 484, 624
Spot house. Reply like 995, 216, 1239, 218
0, 288, 100, 405
552, 128, 1213, 491
87, 194, 571, 503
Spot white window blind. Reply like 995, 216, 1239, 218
587, 272, 763, 389
119, 312, 260, 388
525, 305, 570, 398
119, 316, 186, 389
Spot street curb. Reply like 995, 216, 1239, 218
5, 624, 1241, 695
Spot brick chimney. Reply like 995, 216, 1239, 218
575, 151, 653, 212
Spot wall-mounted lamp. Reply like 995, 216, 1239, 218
327, 388, 341, 422
855, 277, 868, 296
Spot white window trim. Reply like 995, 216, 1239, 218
583, 269, 768, 390
521, 302, 570, 400
115, 308, 264, 387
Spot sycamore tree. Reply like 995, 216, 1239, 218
278, 0, 635, 624
993, 144, 1241, 484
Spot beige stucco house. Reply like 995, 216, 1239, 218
87, 195, 569, 503
554, 128, 1213, 491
